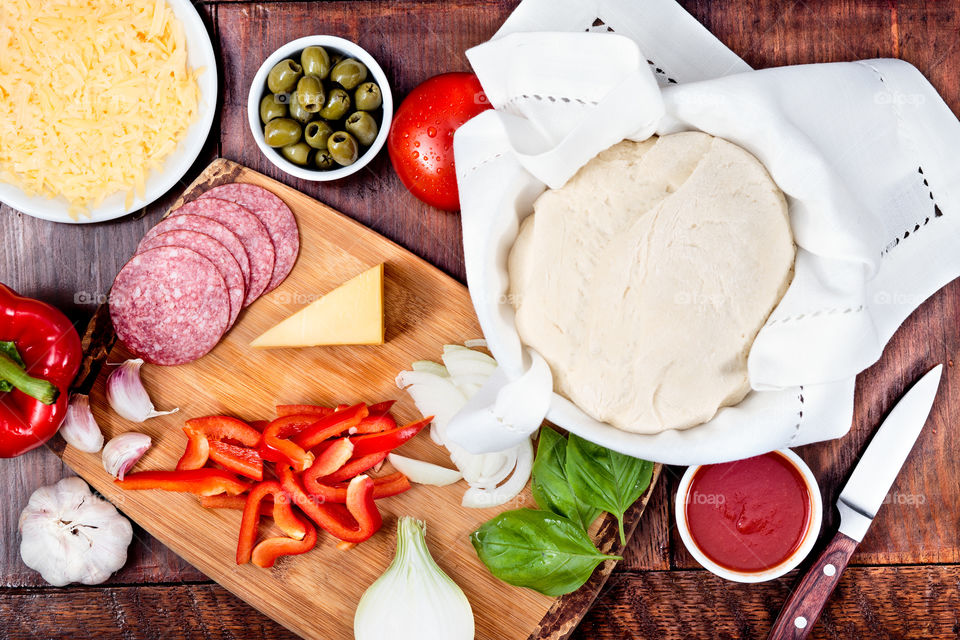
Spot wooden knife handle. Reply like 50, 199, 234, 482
766, 531, 858, 640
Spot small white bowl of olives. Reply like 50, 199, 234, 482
248, 36, 393, 181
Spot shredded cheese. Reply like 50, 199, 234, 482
0, 0, 201, 218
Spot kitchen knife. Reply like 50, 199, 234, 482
767, 364, 943, 640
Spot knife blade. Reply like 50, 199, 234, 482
767, 364, 943, 640
837, 364, 943, 542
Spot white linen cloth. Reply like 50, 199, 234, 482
447, 0, 960, 465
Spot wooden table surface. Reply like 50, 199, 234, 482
2, 1, 959, 638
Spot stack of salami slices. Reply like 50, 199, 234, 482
109, 183, 299, 366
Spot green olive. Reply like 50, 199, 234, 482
329, 52, 345, 68
263, 118, 302, 148
304, 120, 334, 149
345, 111, 378, 147
259, 93, 287, 123
319, 88, 351, 120
281, 141, 312, 166
301, 46, 331, 79
354, 82, 382, 111
288, 92, 315, 124
267, 59, 303, 94
314, 149, 336, 170
296, 75, 325, 113
327, 131, 359, 166
329, 58, 368, 90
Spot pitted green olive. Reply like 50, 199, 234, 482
301, 46, 331, 79
304, 120, 334, 149
267, 59, 302, 94
288, 92, 315, 124
319, 88, 351, 120
354, 82, 382, 111
345, 111, 378, 147
264, 118, 302, 147
281, 141, 312, 166
329, 58, 368, 90
327, 131, 358, 166
260, 93, 287, 123
296, 75, 325, 113
314, 149, 336, 170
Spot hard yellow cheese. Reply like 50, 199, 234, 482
251, 264, 385, 347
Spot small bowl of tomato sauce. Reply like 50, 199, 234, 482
675, 449, 822, 582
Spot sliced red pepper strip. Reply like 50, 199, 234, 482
208, 440, 264, 481
252, 523, 317, 568
320, 452, 388, 484
199, 494, 273, 516
117, 469, 251, 496
249, 420, 270, 432
184, 415, 261, 447
176, 426, 210, 471
366, 400, 396, 417
277, 465, 382, 543
303, 472, 411, 504
276, 404, 334, 418
237, 481, 307, 565
303, 438, 354, 482
291, 403, 368, 450
353, 414, 396, 435
262, 414, 321, 472
349, 416, 432, 457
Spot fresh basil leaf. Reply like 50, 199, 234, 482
470, 508, 620, 597
0, 341, 25, 393
531, 427, 602, 532
566, 434, 654, 544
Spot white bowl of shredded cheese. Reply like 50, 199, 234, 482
0, 0, 217, 223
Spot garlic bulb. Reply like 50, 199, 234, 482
59, 393, 104, 453
106, 359, 178, 422
18, 477, 133, 586
355, 517, 474, 640
102, 432, 152, 480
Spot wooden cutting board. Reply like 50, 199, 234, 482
62, 158, 660, 640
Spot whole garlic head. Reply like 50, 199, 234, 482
18, 477, 133, 586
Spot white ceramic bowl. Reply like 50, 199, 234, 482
0, 0, 218, 224
247, 36, 393, 181
674, 448, 823, 583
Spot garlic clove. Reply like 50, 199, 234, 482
106, 359, 178, 422
102, 432, 152, 480
59, 393, 104, 453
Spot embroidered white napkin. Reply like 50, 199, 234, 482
447, 0, 960, 465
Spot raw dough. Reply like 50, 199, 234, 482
508, 132, 795, 433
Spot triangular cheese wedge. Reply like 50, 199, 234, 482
251, 264, 384, 347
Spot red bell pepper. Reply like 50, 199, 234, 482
303, 472, 411, 504
252, 523, 317, 568
353, 413, 397, 434
237, 481, 307, 564
304, 438, 353, 480
291, 403, 368, 450
248, 420, 270, 432
320, 452, 388, 484
176, 426, 210, 471
117, 469, 251, 496
262, 414, 322, 471
366, 400, 396, 417
350, 416, 432, 457
199, 494, 273, 516
277, 465, 382, 543
209, 440, 263, 481
177, 416, 262, 471
275, 404, 333, 418
0, 284, 82, 458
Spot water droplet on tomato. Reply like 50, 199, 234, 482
412, 151, 419, 159
427, 127, 437, 138
414, 140, 420, 148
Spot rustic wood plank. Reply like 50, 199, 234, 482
573, 565, 960, 640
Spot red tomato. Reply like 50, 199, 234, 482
388, 72, 492, 211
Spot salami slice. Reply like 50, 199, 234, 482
110, 246, 230, 366
200, 183, 299, 292
140, 214, 252, 294
170, 198, 275, 306
138, 230, 245, 328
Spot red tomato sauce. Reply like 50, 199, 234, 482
685, 451, 812, 572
